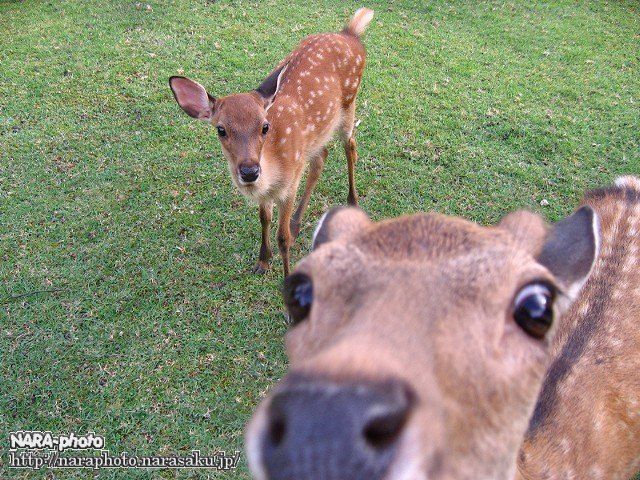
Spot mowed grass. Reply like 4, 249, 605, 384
0, 0, 638, 478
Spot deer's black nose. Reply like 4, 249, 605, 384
239, 163, 260, 183
261, 376, 414, 480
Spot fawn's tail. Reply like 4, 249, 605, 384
343, 8, 374, 37
614, 175, 640, 191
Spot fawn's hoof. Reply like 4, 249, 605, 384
347, 194, 359, 206
252, 262, 270, 275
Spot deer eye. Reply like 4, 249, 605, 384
283, 273, 313, 325
513, 282, 556, 339
216, 125, 226, 137
262, 122, 270, 135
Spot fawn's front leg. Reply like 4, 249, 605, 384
277, 196, 296, 277
252, 201, 273, 274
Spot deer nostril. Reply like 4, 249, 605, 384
268, 415, 286, 447
362, 407, 408, 450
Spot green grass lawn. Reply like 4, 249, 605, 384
1, 0, 638, 478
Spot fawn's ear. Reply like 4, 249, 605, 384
312, 207, 371, 250
537, 206, 600, 298
255, 63, 288, 110
169, 76, 216, 121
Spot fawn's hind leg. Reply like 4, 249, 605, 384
290, 147, 327, 239
277, 195, 297, 277
341, 102, 359, 206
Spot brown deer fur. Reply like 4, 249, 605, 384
246, 178, 617, 479
169, 8, 374, 275
517, 175, 640, 480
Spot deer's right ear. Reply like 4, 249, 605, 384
498, 210, 549, 253
537, 206, 600, 299
169, 76, 216, 121
312, 207, 371, 250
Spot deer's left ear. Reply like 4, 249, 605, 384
255, 63, 288, 110
537, 206, 600, 298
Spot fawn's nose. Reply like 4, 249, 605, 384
261, 377, 414, 480
239, 163, 260, 183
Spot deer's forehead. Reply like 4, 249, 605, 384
302, 214, 550, 309
356, 214, 507, 259
216, 94, 264, 126
308, 249, 535, 310
310, 214, 517, 270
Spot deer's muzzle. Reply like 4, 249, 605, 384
239, 162, 261, 184
254, 375, 414, 480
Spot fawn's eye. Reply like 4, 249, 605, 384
262, 122, 270, 135
283, 273, 313, 325
216, 125, 226, 137
513, 282, 556, 339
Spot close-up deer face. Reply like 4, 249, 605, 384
246, 206, 598, 480
169, 65, 286, 188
